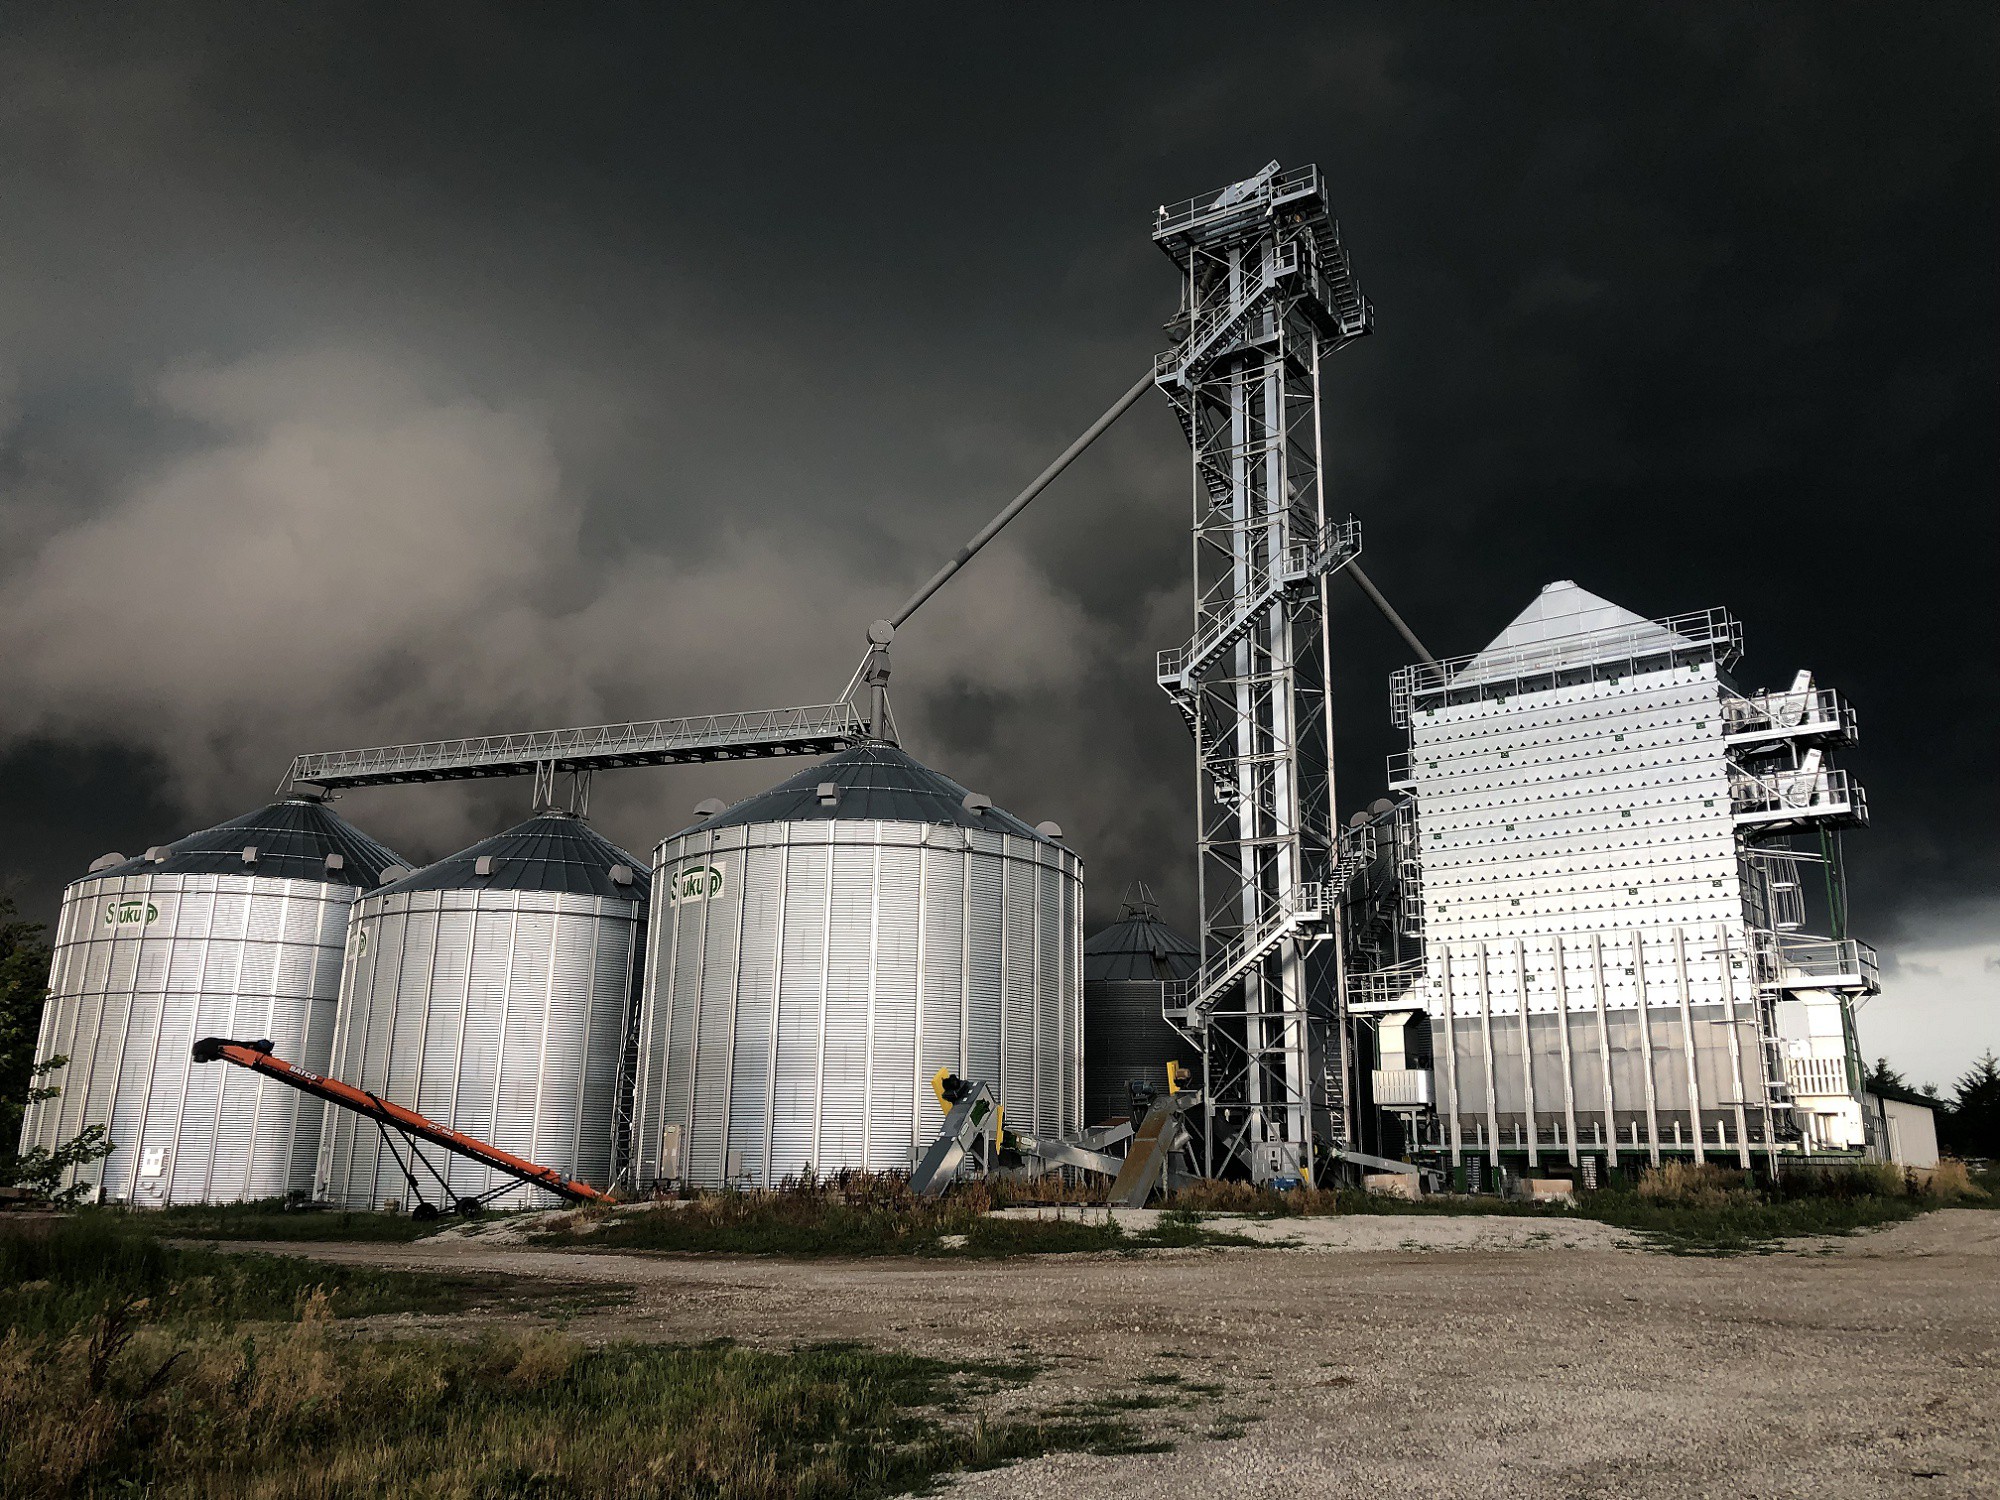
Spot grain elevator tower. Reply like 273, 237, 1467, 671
1151, 162, 1374, 1178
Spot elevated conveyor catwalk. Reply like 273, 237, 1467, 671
280, 703, 867, 792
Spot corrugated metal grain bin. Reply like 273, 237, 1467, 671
1083, 894, 1199, 1126
16, 798, 408, 1204
632, 743, 1081, 1189
315, 811, 648, 1210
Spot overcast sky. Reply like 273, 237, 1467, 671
1, 5, 1993, 1086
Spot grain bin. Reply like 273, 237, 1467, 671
315, 810, 648, 1210
631, 743, 1081, 1189
1083, 891, 1200, 1126
16, 797, 408, 1204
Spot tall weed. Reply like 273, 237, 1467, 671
1635, 1162, 1757, 1208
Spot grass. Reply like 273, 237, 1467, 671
1577, 1188, 1922, 1253
1163, 1158, 1992, 1255
535, 1174, 1262, 1259
960, 1214, 1123, 1257
0, 1314, 1150, 1499
1167, 1177, 1543, 1219
0, 1216, 493, 1337
0, 1211, 1155, 1498
542, 1162, 1991, 1259
1574, 1161, 1968, 1255
547, 1179, 982, 1257
75, 1198, 461, 1243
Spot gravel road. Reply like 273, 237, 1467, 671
216, 1209, 1999, 1499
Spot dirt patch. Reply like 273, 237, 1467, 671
213, 1210, 2000, 1498
988, 1205, 1641, 1252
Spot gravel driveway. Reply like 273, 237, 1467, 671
215, 1208, 2000, 1499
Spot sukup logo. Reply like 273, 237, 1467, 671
668, 864, 725, 906
104, 899, 159, 928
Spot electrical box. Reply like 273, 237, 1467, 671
1250, 1140, 1304, 1188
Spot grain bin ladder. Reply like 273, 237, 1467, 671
191, 1037, 612, 1213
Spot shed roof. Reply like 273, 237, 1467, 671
82, 799, 408, 890
1866, 1083, 1942, 1112
374, 810, 649, 902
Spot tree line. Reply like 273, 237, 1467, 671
1, 895, 113, 1199
1865, 1053, 2000, 1160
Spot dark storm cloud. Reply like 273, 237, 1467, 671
1, 5, 1994, 995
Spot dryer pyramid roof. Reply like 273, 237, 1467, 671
1455, 581, 1694, 683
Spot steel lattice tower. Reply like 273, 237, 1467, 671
1152, 162, 1373, 1179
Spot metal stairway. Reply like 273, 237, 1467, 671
1154, 227, 1370, 507
1156, 517, 1362, 708
1154, 252, 1288, 388
1331, 824, 1378, 892
1165, 881, 1328, 1029
1155, 228, 1369, 393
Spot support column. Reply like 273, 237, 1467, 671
1476, 945, 1500, 1170
1715, 922, 1752, 1170
1552, 935, 1579, 1168
1441, 951, 1462, 1169
1672, 929, 1706, 1166
1631, 929, 1661, 1166
1514, 940, 1538, 1169
1591, 934, 1617, 1161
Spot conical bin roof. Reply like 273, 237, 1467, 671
1453, 580, 1697, 684
687, 743, 1057, 843
373, 809, 649, 901
1084, 896, 1198, 984
84, 799, 407, 890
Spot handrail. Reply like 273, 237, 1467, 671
1333, 823, 1378, 885
1157, 518, 1361, 686
1154, 163, 1321, 240
1730, 764, 1861, 814
1392, 606, 1742, 717
1348, 960, 1427, 1009
1750, 933, 1880, 993
1721, 685, 1855, 742
1153, 259, 1284, 384
1164, 880, 1326, 1022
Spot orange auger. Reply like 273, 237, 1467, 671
192, 1037, 612, 1210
